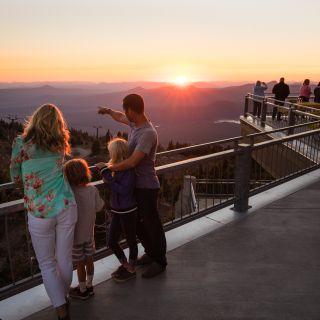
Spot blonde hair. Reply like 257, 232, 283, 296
23, 103, 70, 154
64, 158, 91, 186
108, 138, 129, 165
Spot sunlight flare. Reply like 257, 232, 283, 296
172, 75, 189, 87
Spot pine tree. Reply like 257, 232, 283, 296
105, 129, 112, 143
91, 139, 101, 155
167, 140, 174, 150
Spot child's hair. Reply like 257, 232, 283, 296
23, 103, 71, 155
108, 138, 129, 165
64, 158, 91, 186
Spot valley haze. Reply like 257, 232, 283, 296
0, 81, 306, 144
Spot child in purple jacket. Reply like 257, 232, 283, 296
96, 138, 138, 282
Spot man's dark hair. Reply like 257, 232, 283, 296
123, 94, 144, 114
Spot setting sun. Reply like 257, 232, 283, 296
172, 76, 189, 86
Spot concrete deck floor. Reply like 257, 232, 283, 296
25, 181, 320, 320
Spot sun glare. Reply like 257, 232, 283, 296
172, 75, 189, 86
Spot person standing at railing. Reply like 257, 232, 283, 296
10, 104, 76, 320
299, 79, 312, 102
253, 81, 268, 117
272, 77, 290, 121
96, 138, 138, 282
314, 82, 320, 103
64, 159, 104, 300
98, 93, 167, 278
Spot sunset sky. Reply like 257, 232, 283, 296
1, 0, 319, 83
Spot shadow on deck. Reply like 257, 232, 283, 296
25, 181, 320, 320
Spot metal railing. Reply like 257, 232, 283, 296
2, 94, 320, 300
2, 122, 320, 300
244, 94, 320, 135
1, 92, 318, 193
2, 118, 320, 194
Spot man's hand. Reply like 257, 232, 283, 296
98, 107, 112, 115
95, 162, 107, 170
107, 151, 145, 172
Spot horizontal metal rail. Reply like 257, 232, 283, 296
253, 127, 320, 149
3, 119, 320, 193
293, 109, 320, 119
2, 127, 320, 216
247, 93, 319, 114
249, 119, 320, 136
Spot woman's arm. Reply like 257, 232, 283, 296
10, 136, 24, 185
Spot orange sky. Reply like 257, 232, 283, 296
1, 0, 320, 83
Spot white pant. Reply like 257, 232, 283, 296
28, 205, 77, 308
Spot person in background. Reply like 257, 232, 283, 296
98, 94, 167, 278
314, 82, 320, 103
272, 77, 290, 121
96, 138, 138, 282
299, 79, 312, 102
253, 81, 268, 117
10, 104, 76, 320
64, 159, 104, 300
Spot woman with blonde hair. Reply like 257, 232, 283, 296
10, 103, 76, 320
96, 138, 138, 282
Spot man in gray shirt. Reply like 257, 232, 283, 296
98, 94, 167, 278
127, 120, 160, 189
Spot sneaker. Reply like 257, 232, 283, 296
113, 267, 136, 283
69, 286, 90, 300
142, 262, 166, 279
87, 286, 94, 296
136, 254, 153, 266
111, 265, 126, 277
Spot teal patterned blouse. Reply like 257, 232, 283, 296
10, 136, 75, 218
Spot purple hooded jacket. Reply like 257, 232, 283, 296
100, 167, 137, 213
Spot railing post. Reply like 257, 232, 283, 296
261, 99, 267, 127
233, 139, 239, 149
175, 175, 197, 219
288, 104, 296, 135
233, 143, 252, 212
244, 95, 249, 117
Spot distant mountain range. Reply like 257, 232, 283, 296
0, 80, 253, 91
0, 81, 309, 144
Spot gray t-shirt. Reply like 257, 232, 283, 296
128, 121, 160, 189
72, 185, 105, 245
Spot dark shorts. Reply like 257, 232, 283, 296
72, 241, 95, 263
